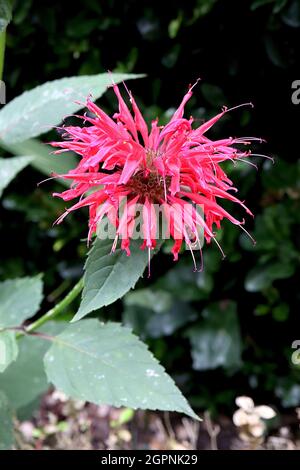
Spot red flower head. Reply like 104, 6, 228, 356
50, 81, 264, 271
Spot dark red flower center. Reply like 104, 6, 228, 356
126, 172, 171, 202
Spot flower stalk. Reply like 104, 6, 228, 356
0, 29, 6, 81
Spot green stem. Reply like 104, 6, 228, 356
17, 278, 84, 338
0, 30, 6, 81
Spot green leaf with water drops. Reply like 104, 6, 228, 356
0, 138, 77, 185
0, 72, 145, 144
44, 319, 199, 420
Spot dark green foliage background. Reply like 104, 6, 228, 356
1, 0, 300, 414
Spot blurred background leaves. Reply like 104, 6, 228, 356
0, 0, 299, 415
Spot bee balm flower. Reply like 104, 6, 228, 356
51, 81, 262, 270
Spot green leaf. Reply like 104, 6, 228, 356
201, 83, 227, 107
168, 12, 183, 39
264, 35, 287, 68
44, 319, 199, 419
272, 303, 289, 322
254, 304, 270, 316
0, 390, 13, 450
262, 159, 300, 191
0, 155, 33, 197
123, 300, 197, 339
245, 262, 295, 292
74, 238, 159, 322
241, 203, 296, 255
17, 395, 42, 421
186, 301, 242, 371
0, 322, 63, 408
0, 0, 12, 33
276, 384, 300, 408
282, 0, 300, 28
250, 0, 274, 11
0, 138, 77, 184
0, 73, 144, 144
0, 276, 43, 328
125, 288, 173, 314
155, 259, 214, 301
111, 408, 134, 427
0, 331, 18, 373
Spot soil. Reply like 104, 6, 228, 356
15, 389, 300, 450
